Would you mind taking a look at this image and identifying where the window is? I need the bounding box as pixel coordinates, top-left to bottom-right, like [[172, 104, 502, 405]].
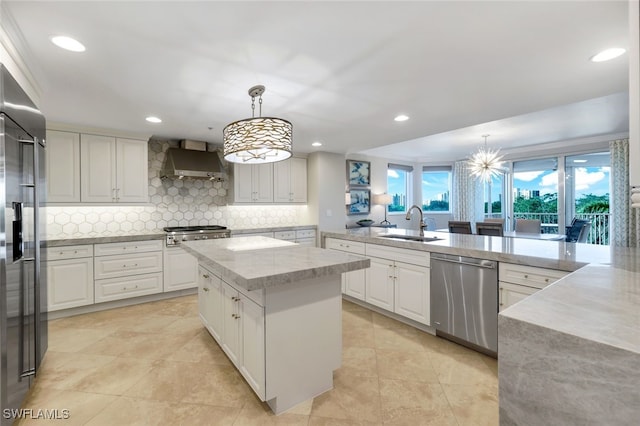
[[422, 166, 451, 212], [484, 173, 505, 219], [565, 152, 610, 244], [512, 157, 559, 234], [387, 163, 412, 213]]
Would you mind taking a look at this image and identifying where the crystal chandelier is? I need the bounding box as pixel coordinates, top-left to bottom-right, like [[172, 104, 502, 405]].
[[468, 134, 504, 182], [223, 85, 292, 164]]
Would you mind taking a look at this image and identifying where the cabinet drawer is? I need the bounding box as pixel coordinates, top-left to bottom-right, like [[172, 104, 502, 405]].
[[94, 239, 162, 256], [274, 230, 296, 240], [94, 251, 163, 279], [95, 272, 163, 303], [498, 263, 568, 289], [366, 244, 430, 268], [45, 244, 93, 261], [324, 238, 365, 255], [295, 229, 316, 239]]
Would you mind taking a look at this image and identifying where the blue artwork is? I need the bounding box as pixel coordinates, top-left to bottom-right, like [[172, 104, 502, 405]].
[[348, 160, 370, 186]]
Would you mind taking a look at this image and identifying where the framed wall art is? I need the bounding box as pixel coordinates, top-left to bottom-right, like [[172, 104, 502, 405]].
[[347, 160, 370, 186], [347, 188, 370, 215]]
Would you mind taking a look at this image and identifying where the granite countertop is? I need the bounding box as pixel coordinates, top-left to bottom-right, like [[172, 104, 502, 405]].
[[321, 227, 614, 271], [44, 225, 318, 247], [181, 236, 370, 291], [45, 232, 165, 247], [230, 225, 317, 234], [322, 227, 640, 356]]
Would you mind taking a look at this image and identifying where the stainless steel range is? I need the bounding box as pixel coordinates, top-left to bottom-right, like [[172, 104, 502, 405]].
[[163, 225, 230, 247]]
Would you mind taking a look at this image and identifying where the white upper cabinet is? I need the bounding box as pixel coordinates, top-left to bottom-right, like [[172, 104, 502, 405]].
[[46, 130, 81, 202], [233, 158, 307, 204], [80, 134, 148, 203], [233, 163, 273, 203], [80, 134, 117, 202], [116, 138, 149, 202], [273, 157, 307, 203], [46, 130, 148, 204]]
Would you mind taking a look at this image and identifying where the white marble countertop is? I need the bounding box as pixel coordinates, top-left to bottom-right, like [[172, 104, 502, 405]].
[[181, 236, 370, 291], [322, 227, 640, 355], [45, 232, 165, 247], [322, 227, 614, 271]]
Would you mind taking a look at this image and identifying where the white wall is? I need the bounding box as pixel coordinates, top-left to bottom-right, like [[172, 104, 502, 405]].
[[308, 151, 346, 232]]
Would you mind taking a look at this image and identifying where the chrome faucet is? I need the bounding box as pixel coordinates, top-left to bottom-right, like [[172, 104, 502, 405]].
[[405, 205, 426, 236]]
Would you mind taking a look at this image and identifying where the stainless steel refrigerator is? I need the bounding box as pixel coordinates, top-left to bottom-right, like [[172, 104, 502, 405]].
[[0, 64, 47, 424]]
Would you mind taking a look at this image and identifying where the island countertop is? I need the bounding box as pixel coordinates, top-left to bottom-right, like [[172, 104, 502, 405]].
[[181, 236, 370, 291]]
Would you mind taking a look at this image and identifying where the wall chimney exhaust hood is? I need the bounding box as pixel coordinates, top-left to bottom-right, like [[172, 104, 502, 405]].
[[161, 140, 227, 181]]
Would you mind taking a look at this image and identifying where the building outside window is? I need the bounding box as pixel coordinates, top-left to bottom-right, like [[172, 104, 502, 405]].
[[422, 166, 451, 212], [387, 163, 413, 213]]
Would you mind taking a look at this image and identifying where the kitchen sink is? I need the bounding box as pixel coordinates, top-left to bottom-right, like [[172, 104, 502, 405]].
[[377, 234, 443, 242]]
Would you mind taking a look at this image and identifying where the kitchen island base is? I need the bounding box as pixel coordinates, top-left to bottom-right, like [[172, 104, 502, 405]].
[[199, 265, 342, 415], [263, 275, 341, 414]]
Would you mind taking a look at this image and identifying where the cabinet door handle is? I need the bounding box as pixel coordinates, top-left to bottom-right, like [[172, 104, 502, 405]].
[[202, 274, 210, 279], [232, 296, 240, 302], [499, 287, 503, 306], [545, 278, 550, 283], [231, 313, 241, 319], [524, 274, 529, 279]]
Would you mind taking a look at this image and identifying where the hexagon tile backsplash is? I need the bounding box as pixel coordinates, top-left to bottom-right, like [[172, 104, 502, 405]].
[[44, 139, 309, 240]]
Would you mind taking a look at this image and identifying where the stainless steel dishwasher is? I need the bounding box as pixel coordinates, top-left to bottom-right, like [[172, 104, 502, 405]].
[[430, 253, 498, 355]]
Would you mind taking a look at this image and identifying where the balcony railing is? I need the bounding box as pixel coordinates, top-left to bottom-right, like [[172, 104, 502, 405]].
[[488, 212, 610, 245]]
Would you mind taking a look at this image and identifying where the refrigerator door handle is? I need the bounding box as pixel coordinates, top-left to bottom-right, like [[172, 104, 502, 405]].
[[12, 201, 24, 261]]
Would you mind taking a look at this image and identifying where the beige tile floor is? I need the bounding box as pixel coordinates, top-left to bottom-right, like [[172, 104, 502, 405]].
[[17, 295, 498, 425]]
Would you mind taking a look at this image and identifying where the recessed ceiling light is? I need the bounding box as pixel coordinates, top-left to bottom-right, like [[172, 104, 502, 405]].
[[394, 114, 409, 122], [311, 141, 322, 147], [50, 36, 85, 52], [573, 159, 587, 163], [145, 116, 162, 123], [590, 48, 626, 62]]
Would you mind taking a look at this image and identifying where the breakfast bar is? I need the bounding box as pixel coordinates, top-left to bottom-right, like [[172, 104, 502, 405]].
[[181, 236, 370, 415]]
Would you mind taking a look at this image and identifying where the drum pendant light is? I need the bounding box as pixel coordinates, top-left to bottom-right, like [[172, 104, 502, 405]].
[[223, 85, 292, 164]]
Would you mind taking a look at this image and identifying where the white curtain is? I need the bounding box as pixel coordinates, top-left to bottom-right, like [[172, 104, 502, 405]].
[[610, 138, 640, 248], [452, 160, 484, 226]]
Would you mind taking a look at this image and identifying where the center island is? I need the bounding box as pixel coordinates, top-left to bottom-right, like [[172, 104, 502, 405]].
[[180, 236, 370, 415]]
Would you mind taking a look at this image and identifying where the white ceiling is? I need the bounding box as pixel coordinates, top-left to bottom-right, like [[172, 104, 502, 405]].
[[3, 1, 630, 162]]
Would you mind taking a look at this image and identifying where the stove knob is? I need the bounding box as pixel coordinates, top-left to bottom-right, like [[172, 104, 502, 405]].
[[194, 236, 201, 240], [202, 236, 208, 240]]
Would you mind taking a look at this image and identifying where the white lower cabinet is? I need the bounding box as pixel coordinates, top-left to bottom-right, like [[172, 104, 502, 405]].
[[46, 245, 94, 311], [164, 247, 199, 291], [325, 238, 366, 300], [365, 244, 431, 325], [198, 266, 224, 341], [222, 281, 242, 366], [365, 257, 395, 311], [393, 261, 430, 325], [499, 282, 538, 311], [94, 240, 163, 303], [197, 262, 342, 415], [199, 266, 266, 400], [94, 273, 163, 303], [498, 262, 569, 311], [238, 293, 265, 398]]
